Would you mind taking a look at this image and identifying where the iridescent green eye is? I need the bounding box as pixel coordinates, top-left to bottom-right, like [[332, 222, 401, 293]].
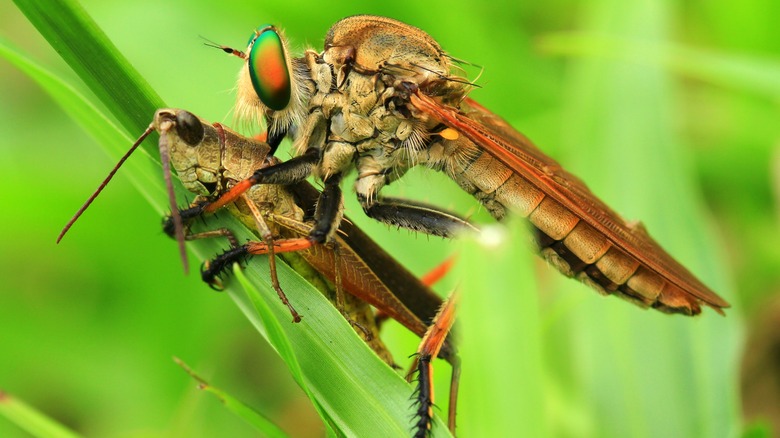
[[247, 25, 291, 111]]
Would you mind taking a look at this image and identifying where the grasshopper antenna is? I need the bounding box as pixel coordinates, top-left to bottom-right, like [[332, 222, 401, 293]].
[[157, 125, 190, 274], [57, 125, 155, 244]]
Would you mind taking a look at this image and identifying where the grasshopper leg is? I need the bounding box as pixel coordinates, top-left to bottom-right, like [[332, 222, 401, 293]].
[[408, 292, 459, 437]]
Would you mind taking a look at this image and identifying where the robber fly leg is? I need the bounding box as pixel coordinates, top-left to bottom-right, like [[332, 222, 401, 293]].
[[352, 159, 477, 237], [196, 171, 338, 292], [308, 173, 345, 244], [199, 147, 320, 215], [359, 195, 479, 238]]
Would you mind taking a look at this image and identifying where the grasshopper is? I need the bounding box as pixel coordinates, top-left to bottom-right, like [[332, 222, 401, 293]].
[[156, 108, 459, 434], [60, 107, 459, 434]]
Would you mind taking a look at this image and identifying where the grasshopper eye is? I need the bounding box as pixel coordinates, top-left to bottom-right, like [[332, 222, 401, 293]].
[[247, 25, 291, 111], [175, 110, 205, 146]]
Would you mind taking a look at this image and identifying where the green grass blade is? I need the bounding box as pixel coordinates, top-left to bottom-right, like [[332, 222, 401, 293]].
[[231, 266, 328, 424], [234, 266, 306, 384], [0, 391, 82, 438], [539, 32, 780, 98], [546, 1, 743, 437], [174, 358, 290, 438], [0, 37, 167, 214], [231, 262, 453, 437], [457, 223, 546, 436], [13, 0, 163, 141]]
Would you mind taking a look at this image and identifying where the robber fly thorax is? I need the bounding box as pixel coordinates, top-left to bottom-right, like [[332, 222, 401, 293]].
[[233, 17, 470, 211]]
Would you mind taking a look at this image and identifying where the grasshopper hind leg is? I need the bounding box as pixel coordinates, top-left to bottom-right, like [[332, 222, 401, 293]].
[[407, 292, 460, 437]]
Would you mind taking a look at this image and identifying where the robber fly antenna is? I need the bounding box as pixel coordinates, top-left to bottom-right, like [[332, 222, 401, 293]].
[[200, 36, 247, 59], [57, 125, 155, 244], [157, 124, 190, 274], [469, 64, 485, 87]]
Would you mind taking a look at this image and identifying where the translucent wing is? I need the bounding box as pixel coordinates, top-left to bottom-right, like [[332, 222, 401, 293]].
[[411, 93, 729, 312]]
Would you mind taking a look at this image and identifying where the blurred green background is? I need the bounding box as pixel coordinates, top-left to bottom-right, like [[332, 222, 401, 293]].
[[1, 0, 778, 437]]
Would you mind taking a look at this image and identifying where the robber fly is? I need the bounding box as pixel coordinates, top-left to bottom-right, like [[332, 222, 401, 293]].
[[195, 15, 728, 316]]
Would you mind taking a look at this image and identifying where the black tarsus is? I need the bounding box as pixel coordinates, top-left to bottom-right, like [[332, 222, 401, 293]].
[[266, 128, 287, 156], [412, 353, 435, 438], [162, 202, 207, 238], [201, 244, 250, 288], [310, 173, 343, 244]]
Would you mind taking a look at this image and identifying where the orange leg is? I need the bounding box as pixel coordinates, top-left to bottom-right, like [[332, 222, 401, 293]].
[[419, 255, 457, 287], [409, 292, 459, 437]]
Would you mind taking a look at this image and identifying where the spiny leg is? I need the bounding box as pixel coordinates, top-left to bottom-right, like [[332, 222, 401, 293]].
[[201, 233, 382, 331], [360, 196, 478, 238], [408, 292, 459, 437], [201, 239, 314, 285], [163, 198, 303, 322]]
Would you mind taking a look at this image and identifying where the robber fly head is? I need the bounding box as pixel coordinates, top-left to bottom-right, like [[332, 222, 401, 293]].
[[223, 25, 308, 138]]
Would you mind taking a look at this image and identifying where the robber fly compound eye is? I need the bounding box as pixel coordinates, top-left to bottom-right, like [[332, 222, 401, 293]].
[[247, 25, 291, 111]]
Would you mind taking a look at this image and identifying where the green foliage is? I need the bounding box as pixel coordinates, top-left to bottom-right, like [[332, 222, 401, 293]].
[[0, 392, 82, 438], [174, 358, 290, 438], [1, 0, 773, 437]]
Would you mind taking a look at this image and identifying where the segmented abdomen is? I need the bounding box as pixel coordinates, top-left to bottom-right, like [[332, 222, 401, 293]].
[[448, 148, 703, 315]]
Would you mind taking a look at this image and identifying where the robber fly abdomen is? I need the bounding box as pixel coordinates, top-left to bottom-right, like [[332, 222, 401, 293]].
[[430, 123, 697, 314]]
